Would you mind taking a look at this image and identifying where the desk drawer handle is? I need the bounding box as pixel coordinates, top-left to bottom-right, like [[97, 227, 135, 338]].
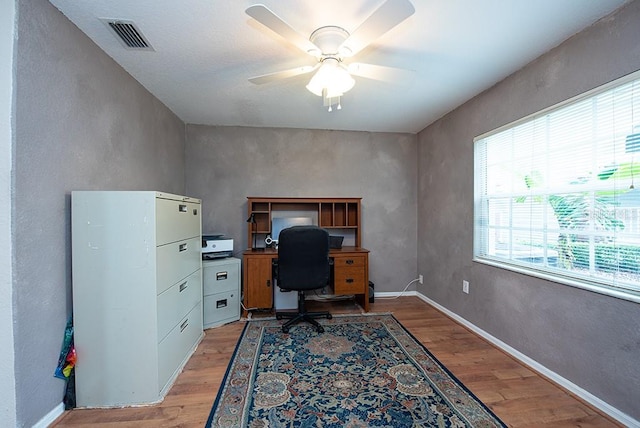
[[178, 204, 187, 213], [346, 278, 354, 284], [266, 279, 271, 288], [346, 259, 354, 265], [216, 271, 228, 280], [180, 319, 189, 332], [179, 243, 187, 252], [179, 281, 188, 292]]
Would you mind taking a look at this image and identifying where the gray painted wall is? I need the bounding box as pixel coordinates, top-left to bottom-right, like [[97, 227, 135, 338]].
[[1, 0, 17, 425], [13, 1, 185, 425], [185, 125, 418, 295], [417, 0, 640, 420], [9, 0, 640, 425]]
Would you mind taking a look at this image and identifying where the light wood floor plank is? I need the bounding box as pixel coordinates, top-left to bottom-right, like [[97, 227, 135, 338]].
[[51, 297, 622, 427]]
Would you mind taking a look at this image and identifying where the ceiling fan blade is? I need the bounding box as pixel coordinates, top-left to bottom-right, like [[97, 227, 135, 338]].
[[248, 65, 318, 85], [246, 4, 319, 55], [339, 0, 415, 57], [347, 62, 414, 82]]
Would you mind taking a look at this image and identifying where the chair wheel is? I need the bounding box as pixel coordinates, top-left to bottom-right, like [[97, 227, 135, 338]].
[[317, 326, 324, 333], [326, 314, 332, 320], [276, 314, 283, 320], [282, 326, 289, 334]]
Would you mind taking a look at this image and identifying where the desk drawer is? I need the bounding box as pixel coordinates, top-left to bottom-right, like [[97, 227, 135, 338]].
[[334, 267, 366, 294], [333, 255, 366, 269]]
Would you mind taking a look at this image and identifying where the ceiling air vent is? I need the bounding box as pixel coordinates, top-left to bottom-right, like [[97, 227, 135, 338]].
[[101, 19, 154, 51]]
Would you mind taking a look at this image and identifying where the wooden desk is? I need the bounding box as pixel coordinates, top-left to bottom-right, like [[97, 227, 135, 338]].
[[242, 246, 370, 315]]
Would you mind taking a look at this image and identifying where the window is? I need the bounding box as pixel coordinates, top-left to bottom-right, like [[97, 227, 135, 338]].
[[474, 71, 640, 302]]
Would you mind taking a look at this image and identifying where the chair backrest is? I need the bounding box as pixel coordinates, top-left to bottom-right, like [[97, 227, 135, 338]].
[[277, 225, 330, 291]]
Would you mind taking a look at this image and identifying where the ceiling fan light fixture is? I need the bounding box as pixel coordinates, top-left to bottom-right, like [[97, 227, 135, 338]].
[[246, 1, 416, 111], [306, 58, 355, 99]]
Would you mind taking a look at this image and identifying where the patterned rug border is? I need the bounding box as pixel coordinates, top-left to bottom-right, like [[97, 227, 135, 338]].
[[206, 313, 507, 427], [243, 311, 393, 322]]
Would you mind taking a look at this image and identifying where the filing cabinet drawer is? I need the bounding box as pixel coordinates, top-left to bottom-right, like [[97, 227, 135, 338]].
[[203, 258, 240, 296], [203, 290, 240, 329], [158, 303, 203, 389], [334, 267, 366, 294], [157, 270, 202, 341], [156, 197, 200, 245], [156, 236, 201, 294]]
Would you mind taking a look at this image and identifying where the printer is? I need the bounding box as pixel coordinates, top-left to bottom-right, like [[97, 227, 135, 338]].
[[202, 234, 233, 259]]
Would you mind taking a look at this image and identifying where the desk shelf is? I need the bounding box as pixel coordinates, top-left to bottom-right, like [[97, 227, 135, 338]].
[[246, 197, 362, 249], [320, 202, 359, 227]]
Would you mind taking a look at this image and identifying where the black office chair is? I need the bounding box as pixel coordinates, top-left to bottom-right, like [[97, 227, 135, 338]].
[[275, 225, 332, 333]]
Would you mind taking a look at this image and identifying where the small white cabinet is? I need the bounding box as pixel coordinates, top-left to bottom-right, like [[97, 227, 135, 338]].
[[203, 257, 241, 328], [71, 191, 203, 407]]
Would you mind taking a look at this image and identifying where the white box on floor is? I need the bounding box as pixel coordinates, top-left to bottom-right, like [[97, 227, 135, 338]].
[[274, 284, 298, 310]]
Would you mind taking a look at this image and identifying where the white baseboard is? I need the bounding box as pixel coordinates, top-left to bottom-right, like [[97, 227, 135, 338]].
[[34, 402, 64, 428], [410, 291, 638, 428], [373, 290, 418, 299]]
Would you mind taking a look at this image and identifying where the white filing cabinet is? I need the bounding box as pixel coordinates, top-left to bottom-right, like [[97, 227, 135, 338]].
[[71, 191, 203, 407], [203, 257, 241, 328]]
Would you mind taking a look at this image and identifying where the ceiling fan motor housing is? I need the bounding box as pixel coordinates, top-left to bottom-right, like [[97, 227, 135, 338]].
[[309, 26, 351, 58]]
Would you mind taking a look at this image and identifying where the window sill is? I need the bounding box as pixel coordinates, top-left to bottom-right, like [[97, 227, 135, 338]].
[[473, 256, 640, 304]]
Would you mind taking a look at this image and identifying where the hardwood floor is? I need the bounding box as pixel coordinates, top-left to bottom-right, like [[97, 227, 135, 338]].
[[51, 297, 622, 427]]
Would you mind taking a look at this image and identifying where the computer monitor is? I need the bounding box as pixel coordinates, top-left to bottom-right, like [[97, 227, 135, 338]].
[[271, 217, 313, 245]]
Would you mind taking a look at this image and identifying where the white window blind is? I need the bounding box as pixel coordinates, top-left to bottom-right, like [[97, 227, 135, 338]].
[[474, 71, 640, 301]]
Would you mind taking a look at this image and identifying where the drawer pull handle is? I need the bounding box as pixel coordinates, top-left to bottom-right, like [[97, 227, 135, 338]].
[[266, 279, 271, 288], [179, 243, 187, 252], [179, 281, 188, 292], [216, 299, 228, 308], [193, 208, 198, 215], [346, 259, 354, 265], [216, 271, 228, 280], [346, 278, 354, 283], [178, 204, 187, 213], [180, 319, 189, 332]]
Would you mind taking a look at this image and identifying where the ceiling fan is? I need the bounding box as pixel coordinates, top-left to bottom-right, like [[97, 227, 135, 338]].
[[245, 0, 415, 111]]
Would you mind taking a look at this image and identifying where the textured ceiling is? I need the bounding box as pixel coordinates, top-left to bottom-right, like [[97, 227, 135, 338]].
[[48, 0, 628, 133]]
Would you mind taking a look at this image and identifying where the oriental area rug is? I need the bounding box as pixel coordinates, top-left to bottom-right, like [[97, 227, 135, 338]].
[[206, 314, 506, 428]]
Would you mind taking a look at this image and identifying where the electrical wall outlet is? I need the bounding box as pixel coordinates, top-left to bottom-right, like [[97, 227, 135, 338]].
[[419, 274, 423, 284], [462, 280, 469, 294]]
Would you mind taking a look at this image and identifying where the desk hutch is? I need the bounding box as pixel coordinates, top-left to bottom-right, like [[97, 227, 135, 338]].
[[242, 197, 370, 314]]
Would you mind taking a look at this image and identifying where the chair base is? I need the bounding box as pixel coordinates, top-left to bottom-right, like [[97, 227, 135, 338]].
[[275, 292, 331, 333]]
